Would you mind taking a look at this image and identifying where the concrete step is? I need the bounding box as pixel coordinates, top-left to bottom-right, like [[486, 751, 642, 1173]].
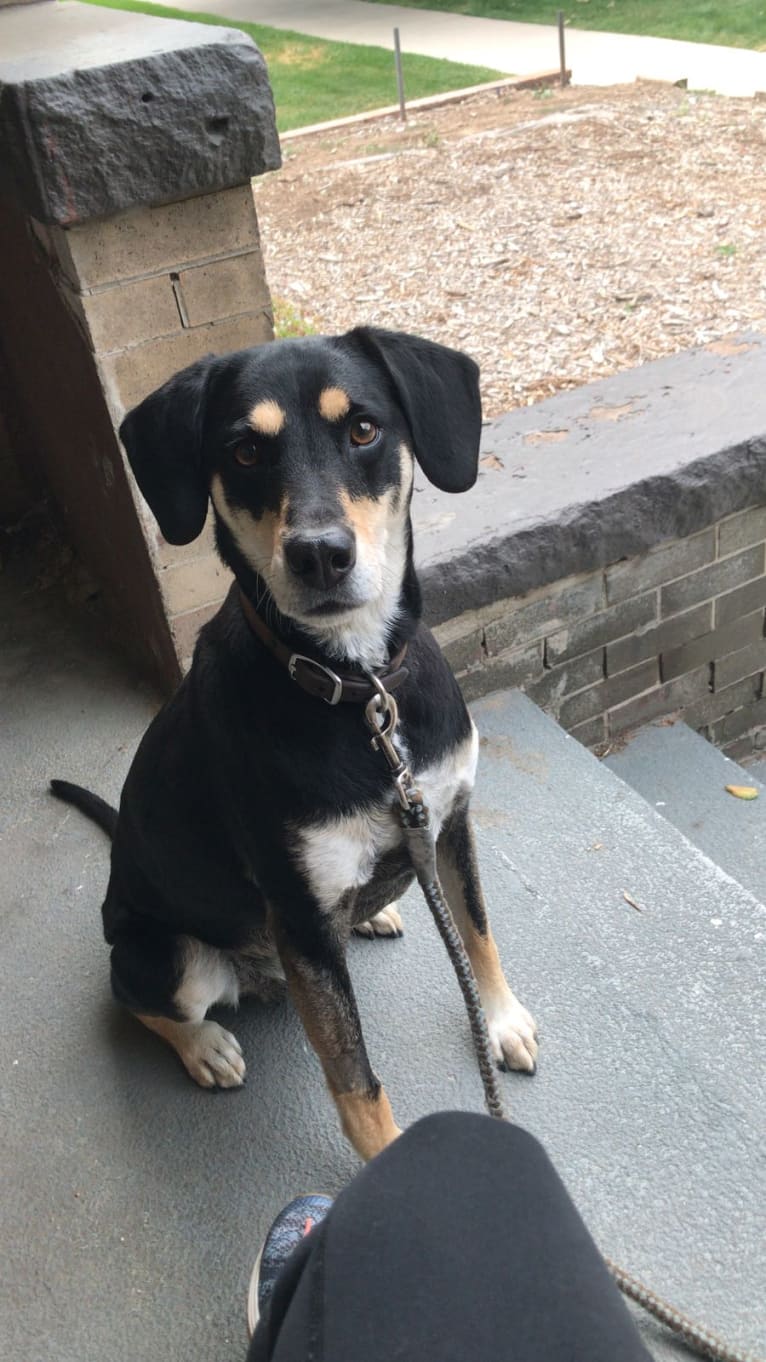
[[4, 588, 765, 1362], [465, 692, 764, 1360], [604, 719, 766, 904]]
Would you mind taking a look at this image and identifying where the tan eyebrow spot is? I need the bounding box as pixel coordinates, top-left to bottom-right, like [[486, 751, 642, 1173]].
[[318, 387, 350, 422], [249, 399, 286, 437]]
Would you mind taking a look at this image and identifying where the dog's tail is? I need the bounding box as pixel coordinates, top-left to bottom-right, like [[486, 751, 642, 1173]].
[[50, 779, 118, 839]]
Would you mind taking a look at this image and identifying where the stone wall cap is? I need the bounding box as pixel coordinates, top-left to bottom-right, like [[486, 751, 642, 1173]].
[[0, 0, 280, 223], [413, 334, 766, 623]]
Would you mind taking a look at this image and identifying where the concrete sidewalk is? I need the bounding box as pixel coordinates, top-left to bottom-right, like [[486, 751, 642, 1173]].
[[149, 0, 766, 98]]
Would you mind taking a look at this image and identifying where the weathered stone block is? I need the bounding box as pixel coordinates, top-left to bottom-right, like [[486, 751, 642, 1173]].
[[526, 646, 604, 712], [678, 673, 760, 731], [569, 714, 607, 748], [605, 530, 714, 606], [456, 642, 542, 704], [564, 655, 660, 728], [484, 574, 604, 655], [52, 186, 265, 289], [661, 545, 764, 617], [718, 506, 766, 557], [662, 610, 763, 682], [557, 681, 606, 730], [160, 551, 231, 616], [0, 5, 280, 225], [608, 665, 711, 735], [722, 734, 760, 762], [178, 251, 270, 328], [715, 639, 766, 691], [79, 274, 181, 354], [546, 590, 656, 666], [437, 628, 485, 675], [711, 695, 766, 746], [607, 602, 712, 676], [715, 575, 766, 626], [418, 337, 766, 628], [102, 309, 272, 413]]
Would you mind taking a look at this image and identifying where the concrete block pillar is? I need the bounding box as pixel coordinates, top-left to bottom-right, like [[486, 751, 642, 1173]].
[[0, 0, 281, 687]]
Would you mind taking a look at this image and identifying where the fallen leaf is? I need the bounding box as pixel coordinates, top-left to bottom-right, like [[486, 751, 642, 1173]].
[[480, 453, 505, 470], [623, 891, 643, 912], [725, 784, 759, 800]]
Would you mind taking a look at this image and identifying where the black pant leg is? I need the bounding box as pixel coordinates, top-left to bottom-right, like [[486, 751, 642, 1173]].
[[247, 1111, 652, 1362]]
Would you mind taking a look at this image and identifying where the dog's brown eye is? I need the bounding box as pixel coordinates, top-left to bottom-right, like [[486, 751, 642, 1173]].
[[349, 418, 379, 448], [234, 442, 258, 467]]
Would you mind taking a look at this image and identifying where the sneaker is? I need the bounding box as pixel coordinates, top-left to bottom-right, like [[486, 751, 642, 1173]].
[[247, 1194, 333, 1337]]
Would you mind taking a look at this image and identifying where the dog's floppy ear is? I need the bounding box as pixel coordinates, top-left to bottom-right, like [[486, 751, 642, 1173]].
[[349, 327, 482, 493], [119, 355, 216, 545]]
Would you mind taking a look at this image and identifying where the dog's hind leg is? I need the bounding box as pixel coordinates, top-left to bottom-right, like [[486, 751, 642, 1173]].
[[437, 802, 538, 1075], [111, 932, 246, 1089]]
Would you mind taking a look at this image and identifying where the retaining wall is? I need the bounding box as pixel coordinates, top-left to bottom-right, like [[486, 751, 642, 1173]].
[[421, 334, 766, 757]]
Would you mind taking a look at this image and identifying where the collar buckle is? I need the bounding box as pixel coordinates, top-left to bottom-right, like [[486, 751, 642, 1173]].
[[288, 653, 344, 705]]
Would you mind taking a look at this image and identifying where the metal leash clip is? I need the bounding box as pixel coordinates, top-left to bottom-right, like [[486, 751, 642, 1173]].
[[364, 673, 423, 814]]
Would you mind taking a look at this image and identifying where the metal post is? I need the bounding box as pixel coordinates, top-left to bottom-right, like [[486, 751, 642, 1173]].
[[393, 28, 406, 121], [557, 10, 568, 87]]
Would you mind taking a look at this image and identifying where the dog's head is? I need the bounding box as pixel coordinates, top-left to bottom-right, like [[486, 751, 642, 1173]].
[[120, 327, 481, 659]]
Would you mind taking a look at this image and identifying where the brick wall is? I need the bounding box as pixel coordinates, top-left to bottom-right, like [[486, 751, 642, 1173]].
[[47, 185, 272, 670], [435, 504, 766, 760], [0, 185, 273, 683]]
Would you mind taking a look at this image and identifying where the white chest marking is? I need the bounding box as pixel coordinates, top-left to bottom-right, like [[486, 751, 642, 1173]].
[[295, 722, 479, 912]]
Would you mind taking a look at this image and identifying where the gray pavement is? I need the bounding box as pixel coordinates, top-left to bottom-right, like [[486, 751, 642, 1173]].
[[146, 0, 766, 98], [2, 554, 764, 1362]]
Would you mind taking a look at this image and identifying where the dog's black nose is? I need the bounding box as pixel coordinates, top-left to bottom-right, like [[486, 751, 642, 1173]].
[[284, 528, 357, 590]]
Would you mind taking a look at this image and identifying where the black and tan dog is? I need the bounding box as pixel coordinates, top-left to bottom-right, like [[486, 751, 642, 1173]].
[[52, 327, 537, 1161]]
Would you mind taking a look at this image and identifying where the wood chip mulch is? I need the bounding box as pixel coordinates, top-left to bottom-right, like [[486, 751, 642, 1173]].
[[254, 82, 766, 416]]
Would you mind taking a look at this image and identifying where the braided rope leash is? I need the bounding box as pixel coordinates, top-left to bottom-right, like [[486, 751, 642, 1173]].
[[603, 1260, 760, 1362], [363, 681, 763, 1362]]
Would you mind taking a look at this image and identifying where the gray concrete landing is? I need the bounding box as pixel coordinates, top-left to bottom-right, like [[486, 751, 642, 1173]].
[[1, 567, 764, 1362]]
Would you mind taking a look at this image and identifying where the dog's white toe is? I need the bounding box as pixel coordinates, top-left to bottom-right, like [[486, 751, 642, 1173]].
[[487, 995, 538, 1074], [176, 1020, 246, 1089], [354, 903, 404, 939]]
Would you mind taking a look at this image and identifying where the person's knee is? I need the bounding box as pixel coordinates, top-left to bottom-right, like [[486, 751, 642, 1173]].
[[376, 1110, 551, 1180]]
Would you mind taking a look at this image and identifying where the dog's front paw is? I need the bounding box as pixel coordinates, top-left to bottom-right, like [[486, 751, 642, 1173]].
[[354, 903, 404, 939], [487, 995, 538, 1075], [176, 1020, 246, 1089]]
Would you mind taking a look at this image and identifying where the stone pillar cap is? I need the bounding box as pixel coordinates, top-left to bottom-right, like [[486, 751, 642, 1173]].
[[0, 0, 281, 224]]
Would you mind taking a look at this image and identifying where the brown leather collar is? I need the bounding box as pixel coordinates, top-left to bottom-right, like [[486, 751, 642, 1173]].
[[238, 590, 409, 705]]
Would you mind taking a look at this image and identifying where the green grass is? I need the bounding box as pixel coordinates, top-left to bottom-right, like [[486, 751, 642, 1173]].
[[272, 298, 317, 338], [76, 0, 505, 131], [370, 0, 766, 51]]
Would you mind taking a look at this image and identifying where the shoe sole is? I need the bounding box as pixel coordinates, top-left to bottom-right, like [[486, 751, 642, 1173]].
[[247, 1243, 265, 1339]]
